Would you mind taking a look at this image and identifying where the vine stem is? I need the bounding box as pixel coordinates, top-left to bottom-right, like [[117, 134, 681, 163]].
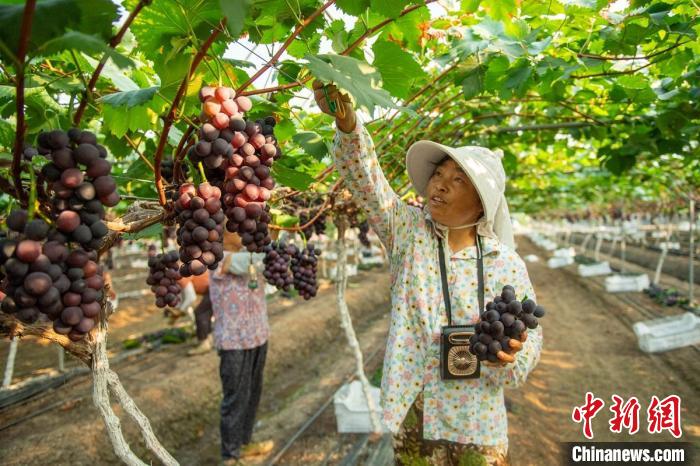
[[72, 0, 151, 126], [173, 124, 196, 183], [153, 19, 226, 206], [11, 0, 37, 204], [236, 0, 337, 93]]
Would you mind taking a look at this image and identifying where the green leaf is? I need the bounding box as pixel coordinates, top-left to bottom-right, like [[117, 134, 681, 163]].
[[503, 59, 532, 97], [292, 131, 329, 160], [274, 213, 300, 228], [99, 87, 160, 108], [82, 55, 139, 92], [0, 0, 117, 64], [370, 0, 410, 18], [461, 0, 482, 13], [336, 0, 371, 15], [372, 40, 427, 99], [272, 164, 315, 191], [305, 54, 396, 113], [38, 31, 135, 68], [220, 0, 251, 38], [462, 67, 485, 99], [483, 0, 516, 21]]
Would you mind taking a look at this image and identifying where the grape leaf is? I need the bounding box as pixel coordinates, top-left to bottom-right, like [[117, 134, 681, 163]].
[[99, 86, 160, 108], [304, 54, 396, 113], [0, 0, 117, 63], [220, 0, 251, 38], [272, 165, 315, 191], [370, 0, 410, 18], [37, 31, 135, 68], [292, 131, 329, 160], [336, 0, 371, 15], [372, 40, 427, 99]]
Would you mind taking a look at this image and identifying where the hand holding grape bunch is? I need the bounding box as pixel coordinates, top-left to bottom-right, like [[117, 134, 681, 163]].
[[312, 80, 356, 133], [470, 285, 545, 367]]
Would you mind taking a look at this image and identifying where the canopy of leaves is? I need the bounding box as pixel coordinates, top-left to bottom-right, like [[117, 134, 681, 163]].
[[0, 0, 698, 219]]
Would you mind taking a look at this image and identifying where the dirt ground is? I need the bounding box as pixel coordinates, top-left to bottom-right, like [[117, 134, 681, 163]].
[[1, 236, 699, 466]]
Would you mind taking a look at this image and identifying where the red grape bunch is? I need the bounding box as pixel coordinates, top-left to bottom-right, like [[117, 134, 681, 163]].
[[290, 244, 321, 300], [39, 128, 120, 251], [468, 285, 545, 363], [147, 251, 182, 308], [190, 85, 281, 253], [262, 242, 295, 291], [174, 182, 225, 276], [1, 209, 103, 340]]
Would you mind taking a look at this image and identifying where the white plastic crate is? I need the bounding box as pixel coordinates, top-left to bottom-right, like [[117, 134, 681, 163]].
[[604, 274, 650, 293], [547, 256, 574, 269], [632, 313, 700, 353], [360, 255, 385, 266], [577, 261, 612, 277], [659, 241, 681, 251], [334, 380, 388, 433], [553, 247, 576, 258], [524, 254, 540, 263]]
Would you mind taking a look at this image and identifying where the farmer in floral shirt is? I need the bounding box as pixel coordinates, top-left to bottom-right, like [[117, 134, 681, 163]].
[[314, 81, 543, 466], [210, 231, 273, 465]]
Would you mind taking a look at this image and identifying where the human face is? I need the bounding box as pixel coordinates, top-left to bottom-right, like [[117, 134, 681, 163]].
[[426, 158, 483, 227]]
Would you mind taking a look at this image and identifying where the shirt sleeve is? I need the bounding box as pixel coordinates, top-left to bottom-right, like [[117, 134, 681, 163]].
[[333, 120, 413, 256], [482, 252, 543, 389]]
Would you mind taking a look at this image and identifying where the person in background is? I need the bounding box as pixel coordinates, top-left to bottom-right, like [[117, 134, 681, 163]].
[[212, 230, 273, 465]]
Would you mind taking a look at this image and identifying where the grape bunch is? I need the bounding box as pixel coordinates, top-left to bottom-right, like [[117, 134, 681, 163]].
[[0, 209, 103, 340], [147, 251, 182, 308], [174, 182, 225, 276], [291, 244, 321, 300], [39, 129, 119, 251], [358, 220, 371, 248], [190, 85, 281, 253], [262, 242, 295, 291], [468, 285, 545, 362]]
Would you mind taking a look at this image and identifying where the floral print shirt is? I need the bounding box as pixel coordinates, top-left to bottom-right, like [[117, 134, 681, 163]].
[[333, 122, 543, 448], [209, 252, 268, 350]]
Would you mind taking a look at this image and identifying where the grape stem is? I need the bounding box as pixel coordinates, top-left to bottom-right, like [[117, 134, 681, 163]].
[[11, 0, 37, 205], [72, 0, 152, 126], [26, 162, 37, 221], [153, 19, 226, 206], [269, 183, 338, 231], [197, 161, 208, 183]]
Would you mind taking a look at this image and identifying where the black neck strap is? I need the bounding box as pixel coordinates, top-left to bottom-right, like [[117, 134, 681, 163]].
[[438, 235, 484, 326]]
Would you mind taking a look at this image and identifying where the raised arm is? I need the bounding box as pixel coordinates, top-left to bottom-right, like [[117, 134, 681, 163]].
[[314, 81, 412, 254]]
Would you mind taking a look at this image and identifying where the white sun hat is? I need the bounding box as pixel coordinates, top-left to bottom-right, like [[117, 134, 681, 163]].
[[405, 140, 515, 249]]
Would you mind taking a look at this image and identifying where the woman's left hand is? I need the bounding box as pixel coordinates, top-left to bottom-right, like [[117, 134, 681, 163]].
[[483, 331, 527, 367]]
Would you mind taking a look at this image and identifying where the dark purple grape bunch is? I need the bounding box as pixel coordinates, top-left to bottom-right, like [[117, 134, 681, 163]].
[[290, 244, 321, 300], [38, 128, 119, 251], [358, 220, 371, 248], [1, 209, 103, 340], [174, 183, 226, 276], [469, 285, 545, 362], [147, 251, 182, 308], [262, 242, 295, 291]]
